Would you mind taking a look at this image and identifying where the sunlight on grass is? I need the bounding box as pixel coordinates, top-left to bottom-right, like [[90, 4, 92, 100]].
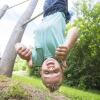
[[12, 75, 46, 89], [59, 86, 100, 100], [12, 75, 100, 100]]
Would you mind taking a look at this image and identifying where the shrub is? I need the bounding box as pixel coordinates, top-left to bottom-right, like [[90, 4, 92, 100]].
[[64, 3, 100, 90]]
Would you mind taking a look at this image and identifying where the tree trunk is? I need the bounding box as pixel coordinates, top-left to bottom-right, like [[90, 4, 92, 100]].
[[0, 0, 38, 77], [0, 5, 9, 19]]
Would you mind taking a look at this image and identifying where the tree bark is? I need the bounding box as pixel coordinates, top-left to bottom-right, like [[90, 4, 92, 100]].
[[0, 0, 38, 77]]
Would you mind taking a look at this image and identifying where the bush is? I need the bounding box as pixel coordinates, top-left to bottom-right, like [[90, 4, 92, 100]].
[[28, 66, 40, 77], [64, 3, 100, 90]]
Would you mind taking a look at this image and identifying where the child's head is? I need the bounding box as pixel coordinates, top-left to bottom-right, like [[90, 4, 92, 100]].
[[40, 58, 64, 92]]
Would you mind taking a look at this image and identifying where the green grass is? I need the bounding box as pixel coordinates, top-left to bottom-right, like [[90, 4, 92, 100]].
[[12, 75, 46, 89], [59, 86, 100, 100], [12, 75, 100, 100]]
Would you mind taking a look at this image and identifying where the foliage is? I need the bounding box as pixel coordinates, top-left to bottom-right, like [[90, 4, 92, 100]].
[[64, 2, 100, 90], [14, 56, 28, 71], [28, 65, 40, 77], [14, 56, 40, 77]]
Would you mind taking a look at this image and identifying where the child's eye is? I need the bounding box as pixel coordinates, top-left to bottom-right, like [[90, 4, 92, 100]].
[[44, 71, 49, 74], [54, 69, 59, 73], [54, 70, 58, 73]]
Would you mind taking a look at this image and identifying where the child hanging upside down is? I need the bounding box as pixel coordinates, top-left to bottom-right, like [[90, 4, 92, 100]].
[[15, 0, 78, 92]]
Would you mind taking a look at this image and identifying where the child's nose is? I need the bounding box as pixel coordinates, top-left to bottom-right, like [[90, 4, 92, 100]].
[[49, 66, 54, 71]]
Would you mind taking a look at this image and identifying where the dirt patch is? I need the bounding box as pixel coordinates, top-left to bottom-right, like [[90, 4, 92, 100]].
[[0, 75, 69, 100]]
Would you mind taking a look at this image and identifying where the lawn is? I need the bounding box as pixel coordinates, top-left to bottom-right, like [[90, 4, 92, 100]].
[[12, 75, 100, 100]]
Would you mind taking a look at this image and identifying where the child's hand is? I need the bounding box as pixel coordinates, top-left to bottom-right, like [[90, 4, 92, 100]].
[[15, 43, 32, 61], [55, 45, 69, 60]]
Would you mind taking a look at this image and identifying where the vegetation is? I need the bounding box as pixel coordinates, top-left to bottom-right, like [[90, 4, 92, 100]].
[[64, 1, 100, 90], [12, 75, 100, 100], [0, 75, 28, 100], [14, 56, 27, 71], [0, 75, 68, 100]]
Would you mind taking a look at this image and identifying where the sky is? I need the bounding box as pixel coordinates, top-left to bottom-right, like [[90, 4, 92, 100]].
[[0, 0, 45, 56], [0, 0, 99, 57]]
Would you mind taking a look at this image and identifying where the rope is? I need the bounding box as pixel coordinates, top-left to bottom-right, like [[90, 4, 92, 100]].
[[0, 5, 9, 19], [0, 0, 30, 19], [23, 12, 43, 26], [8, 0, 30, 9]]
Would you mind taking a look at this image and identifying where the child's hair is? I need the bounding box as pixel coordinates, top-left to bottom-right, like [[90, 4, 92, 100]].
[[43, 82, 62, 92]]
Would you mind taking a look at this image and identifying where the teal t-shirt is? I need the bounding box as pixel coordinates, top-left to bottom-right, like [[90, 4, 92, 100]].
[[32, 12, 66, 66]]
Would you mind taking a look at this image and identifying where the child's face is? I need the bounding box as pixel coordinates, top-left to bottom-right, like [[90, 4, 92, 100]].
[[40, 58, 63, 87]]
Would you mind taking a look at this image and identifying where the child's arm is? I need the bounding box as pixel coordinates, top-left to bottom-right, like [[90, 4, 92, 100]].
[[15, 43, 33, 68], [64, 26, 78, 49], [55, 26, 78, 60]]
